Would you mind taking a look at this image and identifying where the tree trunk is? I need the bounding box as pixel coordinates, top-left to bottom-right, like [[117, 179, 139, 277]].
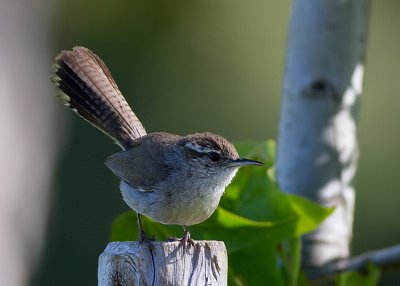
[[276, 0, 370, 277], [0, 0, 59, 285]]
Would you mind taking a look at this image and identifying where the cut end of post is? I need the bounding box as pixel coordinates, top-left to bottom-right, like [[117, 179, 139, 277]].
[[98, 241, 228, 286]]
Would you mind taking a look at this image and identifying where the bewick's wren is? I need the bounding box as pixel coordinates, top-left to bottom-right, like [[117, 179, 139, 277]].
[[51, 46, 263, 242]]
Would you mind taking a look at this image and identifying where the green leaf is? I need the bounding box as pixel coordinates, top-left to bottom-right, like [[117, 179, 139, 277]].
[[227, 239, 285, 286], [207, 207, 290, 228], [279, 238, 302, 286], [191, 207, 297, 253], [336, 263, 381, 286], [222, 141, 332, 236], [286, 194, 335, 236], [110, 211, 136, 241]]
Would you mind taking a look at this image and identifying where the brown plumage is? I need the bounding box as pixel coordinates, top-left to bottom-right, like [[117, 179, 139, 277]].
[[51, 46, 146, 149], [105, 132, 179, 191]]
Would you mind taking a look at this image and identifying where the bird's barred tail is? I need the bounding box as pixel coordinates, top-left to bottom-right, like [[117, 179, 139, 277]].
[[51, 46, 146, 149]]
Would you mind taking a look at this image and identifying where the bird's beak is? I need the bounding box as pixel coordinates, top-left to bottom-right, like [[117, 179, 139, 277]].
[[229, 158, 264, 167]]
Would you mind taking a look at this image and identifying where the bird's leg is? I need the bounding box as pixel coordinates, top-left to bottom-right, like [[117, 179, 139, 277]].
[[137, 213, 154, 243], [180, 225, 194, 247]]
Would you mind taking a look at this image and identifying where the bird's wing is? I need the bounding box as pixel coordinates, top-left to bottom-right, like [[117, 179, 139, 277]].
[[105, 133, 180, 191]]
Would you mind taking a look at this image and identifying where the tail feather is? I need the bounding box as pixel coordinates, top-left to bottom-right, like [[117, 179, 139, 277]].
[[51, 46, 146, 149]]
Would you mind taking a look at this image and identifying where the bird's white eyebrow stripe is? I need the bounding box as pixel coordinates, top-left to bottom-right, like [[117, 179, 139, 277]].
[[185, 142, 221, 154]]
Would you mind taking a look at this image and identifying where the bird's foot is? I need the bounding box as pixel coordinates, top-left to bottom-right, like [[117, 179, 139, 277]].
[[180, 228, 195, 248], [136, 213, 155, 250]]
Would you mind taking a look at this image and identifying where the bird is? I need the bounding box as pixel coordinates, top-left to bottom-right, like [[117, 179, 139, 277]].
[[51, 46, 264, 244]]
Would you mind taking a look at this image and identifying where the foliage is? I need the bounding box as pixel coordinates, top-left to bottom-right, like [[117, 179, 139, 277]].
[[110, 141, 377, 285], [335, 263, 381, 286]]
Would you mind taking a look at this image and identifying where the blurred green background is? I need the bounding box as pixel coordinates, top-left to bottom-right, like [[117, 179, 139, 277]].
[[32, 1, 400, 285]]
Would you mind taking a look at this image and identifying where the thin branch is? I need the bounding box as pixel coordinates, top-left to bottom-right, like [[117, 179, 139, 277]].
[[310, 244, 400, 284]]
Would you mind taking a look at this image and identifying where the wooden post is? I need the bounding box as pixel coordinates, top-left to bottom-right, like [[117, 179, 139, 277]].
[[98, 241, 228, 286]]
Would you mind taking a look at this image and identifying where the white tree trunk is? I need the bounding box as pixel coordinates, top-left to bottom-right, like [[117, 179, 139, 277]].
[[98, 241, 228, 286], [0, 1, 59, 285], [276, 0, 369, 276]]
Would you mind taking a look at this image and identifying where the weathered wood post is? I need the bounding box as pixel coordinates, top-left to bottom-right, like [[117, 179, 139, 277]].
[[98, 241, 228, 286]]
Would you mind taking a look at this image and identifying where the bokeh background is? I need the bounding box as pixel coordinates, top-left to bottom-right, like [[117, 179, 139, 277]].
[[2, 1, 399, 285]]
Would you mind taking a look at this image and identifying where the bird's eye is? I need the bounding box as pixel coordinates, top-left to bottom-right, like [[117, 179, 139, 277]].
[[208, 152, 220, 162]]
